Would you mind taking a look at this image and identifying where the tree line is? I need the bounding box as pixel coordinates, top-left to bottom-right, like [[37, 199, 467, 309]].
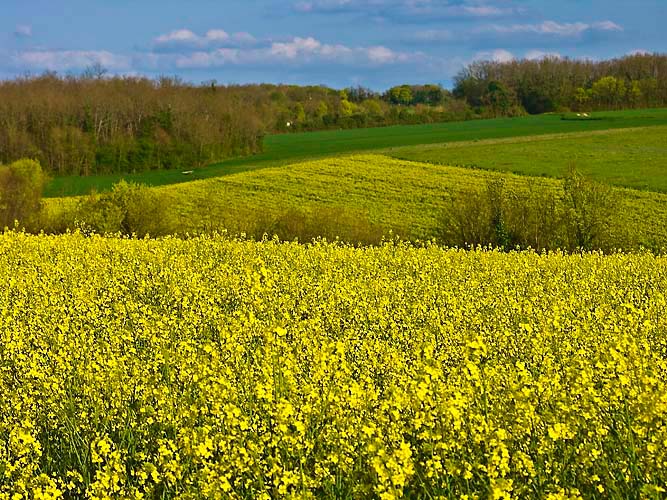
[[1, 53, 666, 178], [453, 52, 667, 115], [0, 74, 471, 177]]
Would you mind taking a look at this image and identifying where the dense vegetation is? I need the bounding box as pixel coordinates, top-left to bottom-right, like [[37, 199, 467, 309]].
[[3, 53, 666, 180], [2, 232, 667, 498], [454, 53, 667, 115], [0, 159, 46, 228], [2, 51, 667, 499], [44, 108, 667, 197], [0, 74, 466, 177], [0, 75, 264, 175], [33, 154, 667, 252]]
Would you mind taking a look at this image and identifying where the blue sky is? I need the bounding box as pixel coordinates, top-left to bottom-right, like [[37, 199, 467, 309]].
[[1, 0, 665, 89]]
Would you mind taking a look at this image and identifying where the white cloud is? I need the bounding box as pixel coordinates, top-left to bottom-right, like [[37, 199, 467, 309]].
[[13, 50, 131, 71], [462, 5, 504, 17], [7, 28, 437, 78], [480, 20, 623, 38], [592, 21, 623, 32], [14, 25, 32, 38], [472, 49, 566, 63], [473, 49, 515, 63], [205, 29, 230, 42], [233, 32, 257, 44], [173, 49, 240, 68], [627, 49, 651, 56], [140, 31, 418, 70], [270, 37, 323, 59], [155, 29, 199, 44], [367, 46, 402, 63], [153, 29, 258, 49], [292, 0, 519, 19]]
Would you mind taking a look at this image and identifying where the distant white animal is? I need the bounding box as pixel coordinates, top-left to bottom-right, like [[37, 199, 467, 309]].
[[182, 170, 194, 175]]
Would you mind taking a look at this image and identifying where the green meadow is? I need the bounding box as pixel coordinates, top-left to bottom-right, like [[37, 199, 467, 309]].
[[388, 126, 667, 192], [45, 108, 667, 197]]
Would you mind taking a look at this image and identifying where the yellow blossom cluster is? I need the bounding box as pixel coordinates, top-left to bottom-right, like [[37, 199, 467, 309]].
[[1, 232, 666, 499]]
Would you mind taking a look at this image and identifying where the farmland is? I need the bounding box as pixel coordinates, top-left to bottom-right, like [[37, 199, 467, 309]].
[[6, 97, 667, 500], [45, 108, 667, 197], [388, 126, 667, 193], [3, 2, 667, 497], [2, 232, 667, 498], [41, 154, 667, 250]]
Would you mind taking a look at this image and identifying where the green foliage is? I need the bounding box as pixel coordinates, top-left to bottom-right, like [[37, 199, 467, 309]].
[[387, 85, 414, 105], [454, 53, 667, 114], [440, 167, 619, 252], [45, 108, 667, 198], [0, 76, 471, 178], [75, 181, 177, 236], [591, 76, 627, 108], [0, 159, 47, 228], [483, 81, 522, 117], [563, 164, 618, 250]]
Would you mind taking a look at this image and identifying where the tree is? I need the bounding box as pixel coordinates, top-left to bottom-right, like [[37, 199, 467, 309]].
[[0, 159, 47, 227], [387, 86, 413, 105], [340, 98, 355, 117], [294, 103, 306, 123], [591, 76, 627, 109], [483, 81, 518, 116], [573, 87, 591, 110], [82, 62, 108, 80]]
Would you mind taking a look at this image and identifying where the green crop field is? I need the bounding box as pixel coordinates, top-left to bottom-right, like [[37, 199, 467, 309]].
[[44, 108, 667, 197], [387, 126, 667, 192], [44, 154, 667, 249]]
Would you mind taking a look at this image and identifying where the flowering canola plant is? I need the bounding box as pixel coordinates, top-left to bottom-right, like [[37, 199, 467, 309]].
[[0, 232, 666, 499]]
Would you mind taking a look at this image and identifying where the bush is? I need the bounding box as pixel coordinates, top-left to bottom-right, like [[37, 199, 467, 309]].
[[563, 164, 619, 250], [0, 159, 47, 228], [75, 181, 177, 236], [439, 168, 619, 252]]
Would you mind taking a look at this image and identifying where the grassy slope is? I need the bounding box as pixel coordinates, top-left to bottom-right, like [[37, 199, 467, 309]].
[[45, 108, 667, 197], [387, 126, 667, 192], [48, 154, 667, 247]]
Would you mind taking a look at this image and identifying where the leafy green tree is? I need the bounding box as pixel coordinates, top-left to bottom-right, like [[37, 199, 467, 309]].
[[574, 87, 591, 110], [387, 86, 413, 105], [483, 81, 519, 116], [591, 77, 626, 109], [340, 99, 355, 117], [315, 101, 329, 118], [628, 80, 643, 107], [294, 103, 306, 124], [0, 159, 47, 228]]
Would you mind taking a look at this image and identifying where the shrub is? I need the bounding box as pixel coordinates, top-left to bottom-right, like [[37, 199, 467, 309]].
[[439, 167, 617, 252], [75, 180, 177, 236], [0, 159, 47, 228], [563, 164, 619, 250]]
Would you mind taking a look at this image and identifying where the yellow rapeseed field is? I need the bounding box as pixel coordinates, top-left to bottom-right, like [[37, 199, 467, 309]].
[[1, 232, 666, 499]]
